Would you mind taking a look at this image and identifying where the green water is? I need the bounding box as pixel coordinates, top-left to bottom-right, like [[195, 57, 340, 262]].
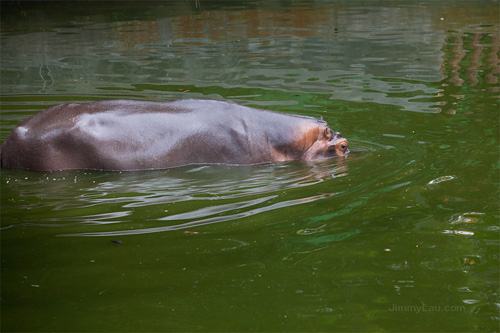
[[1, 1, 499, 332]]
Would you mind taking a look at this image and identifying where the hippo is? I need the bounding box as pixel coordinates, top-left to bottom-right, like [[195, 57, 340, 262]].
[[0, 99, 348, 171]]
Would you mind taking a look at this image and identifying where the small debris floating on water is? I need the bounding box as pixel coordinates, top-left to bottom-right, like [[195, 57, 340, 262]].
[[465, 258, 476, 265], [110, 240, 123, 244], [184, 231, 198, 235]]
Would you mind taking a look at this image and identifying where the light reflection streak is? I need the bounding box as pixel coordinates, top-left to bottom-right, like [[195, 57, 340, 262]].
[[59, 193, 336, 237], [0, 211, 132, 230], [443, 230, 475, 236], [160, 195, 277, 221]]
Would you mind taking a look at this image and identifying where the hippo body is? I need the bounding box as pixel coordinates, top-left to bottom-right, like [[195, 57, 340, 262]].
[[0, 99, 348, 171]]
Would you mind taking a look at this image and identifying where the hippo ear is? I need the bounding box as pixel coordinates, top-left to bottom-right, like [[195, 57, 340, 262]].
[[323, 127, 333, 140]]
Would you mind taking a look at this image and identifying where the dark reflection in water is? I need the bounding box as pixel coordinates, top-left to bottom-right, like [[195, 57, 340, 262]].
[[2, 156, 353, 236], [2, 1, 497, 115], [437, 29, 499, 114]]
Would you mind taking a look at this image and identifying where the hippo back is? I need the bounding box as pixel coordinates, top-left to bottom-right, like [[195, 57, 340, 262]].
[[0, 99, 329, 171]]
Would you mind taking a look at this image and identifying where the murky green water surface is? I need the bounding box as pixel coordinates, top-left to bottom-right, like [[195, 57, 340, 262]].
[[1, 1, 499, 331]]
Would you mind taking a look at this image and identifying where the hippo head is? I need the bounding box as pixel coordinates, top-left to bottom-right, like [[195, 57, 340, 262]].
[[302, 125, 349, 161], [326, 129, 349, 157]]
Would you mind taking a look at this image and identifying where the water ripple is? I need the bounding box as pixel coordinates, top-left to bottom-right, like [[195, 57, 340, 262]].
[[59, 193, 336, 237], [160, 195, 277, 221]]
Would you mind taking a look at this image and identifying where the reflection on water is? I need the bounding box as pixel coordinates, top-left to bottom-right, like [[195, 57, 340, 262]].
[[2, 157, 351, 236], [2, 1, 498, 115], [65, 193, 337, 237], [437, 28, 499, 114]]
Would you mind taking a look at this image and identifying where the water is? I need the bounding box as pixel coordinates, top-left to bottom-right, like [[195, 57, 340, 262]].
[[1, 1, 499, 331]]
